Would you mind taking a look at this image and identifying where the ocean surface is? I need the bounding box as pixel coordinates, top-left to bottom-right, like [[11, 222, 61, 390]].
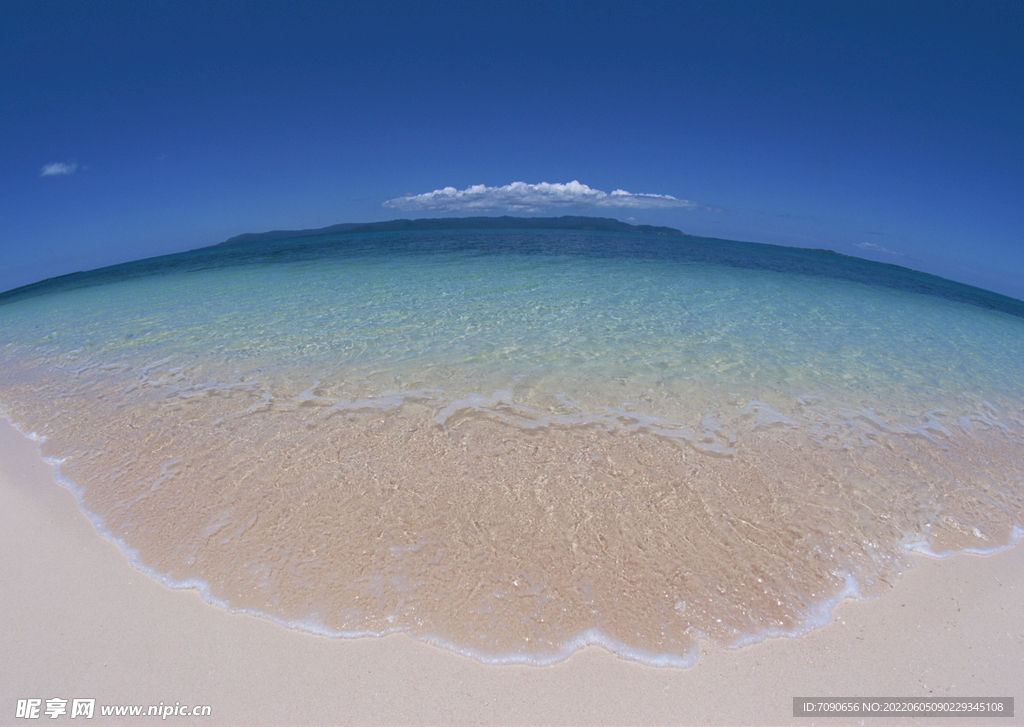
[[1, 228, 1022, 666]]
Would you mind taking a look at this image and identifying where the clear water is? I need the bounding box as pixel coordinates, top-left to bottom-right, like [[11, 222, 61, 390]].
[[1, 228, 1022, 666]]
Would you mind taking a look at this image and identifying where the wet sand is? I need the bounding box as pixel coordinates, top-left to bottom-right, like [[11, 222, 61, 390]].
[[1, 417, 1020, 726]]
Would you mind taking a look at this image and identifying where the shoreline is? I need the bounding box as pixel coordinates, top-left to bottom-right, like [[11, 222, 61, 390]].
[[1, 417, 1021, 726]]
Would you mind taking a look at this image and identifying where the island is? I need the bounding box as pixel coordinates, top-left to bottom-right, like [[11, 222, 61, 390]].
[[215, 215, 687, 246]]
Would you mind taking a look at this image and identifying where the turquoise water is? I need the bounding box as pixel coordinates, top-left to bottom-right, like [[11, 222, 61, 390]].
[[1, 228, 1022, 665]]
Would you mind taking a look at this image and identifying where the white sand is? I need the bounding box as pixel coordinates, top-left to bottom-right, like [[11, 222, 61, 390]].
[[1, 418, 1020, 725]]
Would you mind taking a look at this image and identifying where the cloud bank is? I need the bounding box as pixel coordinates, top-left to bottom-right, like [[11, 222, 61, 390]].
[[383, 181, 719, 213], [40, 162, 78, 176]]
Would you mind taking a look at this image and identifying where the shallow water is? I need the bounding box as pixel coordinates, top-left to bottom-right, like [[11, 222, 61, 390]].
[[1, 228, 1022, 665]]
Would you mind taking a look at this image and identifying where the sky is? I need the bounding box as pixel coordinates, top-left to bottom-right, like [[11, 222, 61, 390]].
[[2, 1, 1023, 299]]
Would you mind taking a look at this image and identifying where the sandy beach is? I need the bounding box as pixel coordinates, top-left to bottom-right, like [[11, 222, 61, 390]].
[[1, 417, 1020, 726]]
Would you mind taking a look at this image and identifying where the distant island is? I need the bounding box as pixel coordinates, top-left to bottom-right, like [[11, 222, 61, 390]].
[[216, 215, 687, 246]]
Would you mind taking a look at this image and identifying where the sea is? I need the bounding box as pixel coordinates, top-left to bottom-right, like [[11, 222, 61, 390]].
[[1, 227, 1022, 667]]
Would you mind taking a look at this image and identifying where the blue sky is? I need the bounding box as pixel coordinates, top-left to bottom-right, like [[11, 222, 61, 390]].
[[2, 1, 1022, 299]]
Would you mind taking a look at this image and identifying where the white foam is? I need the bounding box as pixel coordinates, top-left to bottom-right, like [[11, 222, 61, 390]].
[[729, 573, 865, 649], [903, 525, 1024, 558], [431, 388, 737, 454]]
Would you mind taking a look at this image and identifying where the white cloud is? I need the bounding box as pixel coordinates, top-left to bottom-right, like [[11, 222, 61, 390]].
[[855, 241, 904, 257], [383, 181, 720, 213], [40, 162, 78, 177]]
